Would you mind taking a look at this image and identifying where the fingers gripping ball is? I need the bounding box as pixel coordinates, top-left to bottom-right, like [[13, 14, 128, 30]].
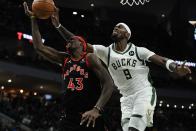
[[32, 0, 55, 19]]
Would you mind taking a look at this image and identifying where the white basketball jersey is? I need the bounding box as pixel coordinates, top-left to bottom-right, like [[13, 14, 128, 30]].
[[93, 43, 155, 96]]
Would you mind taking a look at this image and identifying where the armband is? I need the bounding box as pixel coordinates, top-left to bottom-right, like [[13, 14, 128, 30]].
[[56, 24, 61, 29], [93, 105, 104, 113], [166, 59, 175, 72]]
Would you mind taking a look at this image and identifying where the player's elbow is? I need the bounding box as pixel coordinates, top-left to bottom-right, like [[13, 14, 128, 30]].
[[33, 42, 44, 52]]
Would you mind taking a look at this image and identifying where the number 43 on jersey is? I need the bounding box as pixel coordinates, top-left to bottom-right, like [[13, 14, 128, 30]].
[[67, 78, 84, 91]]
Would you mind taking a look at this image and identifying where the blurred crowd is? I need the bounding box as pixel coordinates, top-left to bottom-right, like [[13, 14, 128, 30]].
[[154, 108, 196, 131], [0, 91, 123, 131], [0, 91, 196, 131], [0, 92, 61, 131]]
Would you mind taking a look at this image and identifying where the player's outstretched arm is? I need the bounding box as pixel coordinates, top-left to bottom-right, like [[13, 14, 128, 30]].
[[80, 53, 114, 127], [50, 8, 95, 53], [51, 7, 74, 41], [149, 54, 191, 77], [23, 2, 68, 65]]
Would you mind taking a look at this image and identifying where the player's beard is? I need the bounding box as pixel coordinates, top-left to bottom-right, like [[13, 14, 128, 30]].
[[111, 33, 122, 42], [111, 33, 118, 41]]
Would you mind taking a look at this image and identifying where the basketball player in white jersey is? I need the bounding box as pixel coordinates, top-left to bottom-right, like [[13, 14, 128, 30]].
[[51, 9, 191, 131]]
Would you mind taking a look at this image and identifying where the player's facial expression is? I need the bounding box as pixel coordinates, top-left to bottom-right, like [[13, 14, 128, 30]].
[[66, 39, 82, 53], [112, 25, 127, 40]]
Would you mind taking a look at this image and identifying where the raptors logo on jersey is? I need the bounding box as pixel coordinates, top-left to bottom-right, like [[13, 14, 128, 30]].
[[63, 63, 88, 79], [62, 58, 89, 91], [61, 54, 101, 112], [63, 61, 89, 92]]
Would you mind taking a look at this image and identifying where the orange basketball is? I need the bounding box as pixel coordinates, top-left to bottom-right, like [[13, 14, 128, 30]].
[[32, 0, 55, 19]]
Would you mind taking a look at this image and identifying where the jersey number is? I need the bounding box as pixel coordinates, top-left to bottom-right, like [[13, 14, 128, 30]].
[[123, 69, 132, 80], [68, 78, 83, 91]]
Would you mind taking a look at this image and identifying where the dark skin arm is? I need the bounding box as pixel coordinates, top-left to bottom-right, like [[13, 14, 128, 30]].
[[80, 53, 114, 128], [23, 2, 67, 65], [149, 54, 191, 77], [51, 7, 74, 41], [51, 8, 95, 53]]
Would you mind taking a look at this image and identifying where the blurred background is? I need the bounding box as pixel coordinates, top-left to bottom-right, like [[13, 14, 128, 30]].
[[0, 0, 196, 130]]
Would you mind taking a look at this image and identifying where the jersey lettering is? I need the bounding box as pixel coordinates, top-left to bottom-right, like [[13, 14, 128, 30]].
[[111, 58, 138, 70], [112, 63, 117, 70], [121, 58, 126, 66]]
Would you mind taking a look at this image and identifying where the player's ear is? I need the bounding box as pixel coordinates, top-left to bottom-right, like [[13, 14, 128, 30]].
[[125, 32, 130, 40]]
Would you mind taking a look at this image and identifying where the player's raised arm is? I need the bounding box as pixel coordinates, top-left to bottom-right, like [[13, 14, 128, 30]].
[[23, 2, 67, 65], [51, 7, 75, 41], [50, 8, 95, 53]]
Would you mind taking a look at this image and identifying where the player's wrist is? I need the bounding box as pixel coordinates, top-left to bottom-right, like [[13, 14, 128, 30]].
[[166, 59, 177, 72], [55, 23, 61, 29], [93, 105, 103, 114]]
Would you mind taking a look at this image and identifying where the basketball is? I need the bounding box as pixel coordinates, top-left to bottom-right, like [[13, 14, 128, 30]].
[[32, 0, 55, 19]]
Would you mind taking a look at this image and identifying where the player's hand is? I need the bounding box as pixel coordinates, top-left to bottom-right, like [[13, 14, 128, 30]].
[[23, 2, 34, 17], [80, 108, 101, 128], [51, 7, 60, 27], [175, 61, 191, 77]]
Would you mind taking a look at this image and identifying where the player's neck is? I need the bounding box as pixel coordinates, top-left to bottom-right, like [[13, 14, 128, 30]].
[[114, 40, 128, 52]]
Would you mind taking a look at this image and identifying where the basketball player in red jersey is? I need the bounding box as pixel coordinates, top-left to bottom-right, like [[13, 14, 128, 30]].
[[24, 2, 114, 131]]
